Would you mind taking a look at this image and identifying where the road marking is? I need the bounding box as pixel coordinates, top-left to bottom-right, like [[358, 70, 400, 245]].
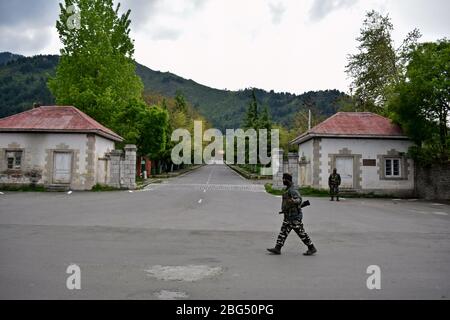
[[203, 189, 206, 193], [432, 203, 444, 206], [198, 199, 203, 204], [0, 192, 4, 195], [408, 209, 429, 214], [433, 212, 448, 216], [143, 183, 265, 192], [67, 191, 72, 195], [206, 166, 215, 185]]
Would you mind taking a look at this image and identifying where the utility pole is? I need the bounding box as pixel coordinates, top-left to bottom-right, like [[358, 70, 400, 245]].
[[308, 109, 311, 131]]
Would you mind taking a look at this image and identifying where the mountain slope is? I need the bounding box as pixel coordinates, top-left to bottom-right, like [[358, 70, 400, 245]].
[[137, 62, 345, 129], [0, 52, 23, 65], [0, 54, 57, 117], [0, 52, 346, 129]]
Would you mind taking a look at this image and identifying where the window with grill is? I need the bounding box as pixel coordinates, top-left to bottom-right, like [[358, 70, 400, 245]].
[[6, 151, 23, 169], [385, 158, 401, 177]]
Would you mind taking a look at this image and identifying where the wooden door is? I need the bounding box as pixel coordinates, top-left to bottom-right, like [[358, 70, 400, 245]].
[[53, 152, 72, 184], [335, 157, 353, 189]]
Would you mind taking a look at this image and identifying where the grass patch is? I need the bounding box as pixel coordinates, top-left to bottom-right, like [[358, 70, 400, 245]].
[[91, 184, 120, 192], [264, 183, 284, 196], [264, 183, 400, 199], [300, 187, 330, 197], [0, 184, 46, 192], [264, 184, 331, 197]]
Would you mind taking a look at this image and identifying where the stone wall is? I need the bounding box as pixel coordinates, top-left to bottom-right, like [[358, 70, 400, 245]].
[[415, 162, 450, 200]]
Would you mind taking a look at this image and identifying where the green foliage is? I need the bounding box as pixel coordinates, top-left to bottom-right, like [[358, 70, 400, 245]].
[[264, 184, 329, 197], [389, 39, 450, 163], [44, 0, 169, 159], [138, 58, 346, 129], [0, 184, 46, 192], [138, 105, 169, 158], [113, 100, 169, 157], [48, 0, 144, 130], [1, 52, 345, 130], [174, 90, 188, 113], [291, 109, 326, 137], [91, 183, 120, 191], [0, 52, 23, 65], [0, 55, 58, 118], [243, 90, 259, 129], [258, 106, 272, 131], [346, 10, 421, 114]]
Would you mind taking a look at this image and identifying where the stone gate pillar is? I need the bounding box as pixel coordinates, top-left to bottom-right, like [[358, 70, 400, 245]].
[[288, 153, 299, 188], [108, 150, 123, 189], [272, 149, 285, 190], [122, 144, 137, 190]]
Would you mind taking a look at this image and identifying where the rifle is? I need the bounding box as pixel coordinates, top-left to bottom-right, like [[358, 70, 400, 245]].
[[279, 200, 311, 214], [301, 200, 311, 209]]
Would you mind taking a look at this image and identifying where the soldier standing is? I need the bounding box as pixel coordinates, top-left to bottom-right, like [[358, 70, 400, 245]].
[[267, 173, 317, 256], [328, 168, 341, 201]]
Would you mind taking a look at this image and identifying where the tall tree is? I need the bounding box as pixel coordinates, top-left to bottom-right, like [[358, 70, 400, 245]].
[[243, 90, 259, 129], [48, 0, 144, 129], [174, 91, 187, 113], [389, 39, 450, 162], [346, 10, 421, 114], [258, 106, 272, 131]]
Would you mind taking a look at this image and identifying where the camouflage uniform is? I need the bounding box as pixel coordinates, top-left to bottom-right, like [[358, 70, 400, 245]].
[[276, 185, 313, 248], [328, 172, 341, 200]]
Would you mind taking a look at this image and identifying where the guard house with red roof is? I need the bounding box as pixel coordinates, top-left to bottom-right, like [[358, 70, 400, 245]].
[[291, 112, 414, 196], [0, 105, 125, 190]]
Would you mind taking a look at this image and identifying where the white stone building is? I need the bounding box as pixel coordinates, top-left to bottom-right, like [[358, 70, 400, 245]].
[[0, 105, 128, 190], [291, 112, 415, 197]]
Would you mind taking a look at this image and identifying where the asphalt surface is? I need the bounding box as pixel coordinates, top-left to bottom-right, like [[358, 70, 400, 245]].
[[0, 164, 449, 300]]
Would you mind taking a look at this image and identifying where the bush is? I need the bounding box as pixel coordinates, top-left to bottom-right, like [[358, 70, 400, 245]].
[[91, 184, 120, 192], [0, 184, 45, 192]]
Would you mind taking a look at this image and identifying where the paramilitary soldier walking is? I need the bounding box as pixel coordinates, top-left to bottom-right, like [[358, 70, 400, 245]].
[[328, 168, 342, 201], [267, 173, 317, 256]]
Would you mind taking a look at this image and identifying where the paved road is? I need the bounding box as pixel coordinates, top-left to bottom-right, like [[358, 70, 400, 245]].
[[0, 164, 449, 299]]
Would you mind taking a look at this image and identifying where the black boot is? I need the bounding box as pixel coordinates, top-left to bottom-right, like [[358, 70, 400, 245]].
[[330, 197, 334, 201], [336, 197, 340, 202], [303, 244, 317, 256], [267, 245, 282, 255]]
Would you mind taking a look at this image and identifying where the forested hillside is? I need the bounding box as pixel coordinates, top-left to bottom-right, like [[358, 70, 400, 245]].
[[0, 52, 346, 129]]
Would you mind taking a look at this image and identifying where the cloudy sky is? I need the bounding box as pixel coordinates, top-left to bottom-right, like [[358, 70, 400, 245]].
[[0, 0, 449, 94]]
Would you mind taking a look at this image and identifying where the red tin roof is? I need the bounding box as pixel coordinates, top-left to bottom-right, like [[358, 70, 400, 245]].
[[0, 106, 123, 141], [292, 112, 407, 145]]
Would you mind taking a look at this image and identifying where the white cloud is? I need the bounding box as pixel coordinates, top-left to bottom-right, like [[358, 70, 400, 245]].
[[268, 2, 286, 25], [1, 0, 449, 94], [309, 0, 359, 21]]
